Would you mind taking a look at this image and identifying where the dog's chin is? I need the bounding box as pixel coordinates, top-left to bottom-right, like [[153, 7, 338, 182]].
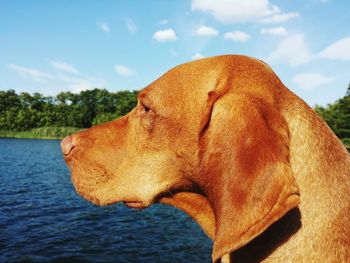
[[76, 191, 103, 206], [74, 185, 154, 208], [73, 186, 114, 206]]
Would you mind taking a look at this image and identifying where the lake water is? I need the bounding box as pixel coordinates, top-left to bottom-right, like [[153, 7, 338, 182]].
[[0, 138, 212, 263]]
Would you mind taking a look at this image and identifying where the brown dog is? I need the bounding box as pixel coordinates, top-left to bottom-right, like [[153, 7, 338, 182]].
[[61, 55, 350, 262]]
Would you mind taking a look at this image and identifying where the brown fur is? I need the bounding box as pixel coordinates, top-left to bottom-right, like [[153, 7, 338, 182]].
[[62, 55, 350, 262]]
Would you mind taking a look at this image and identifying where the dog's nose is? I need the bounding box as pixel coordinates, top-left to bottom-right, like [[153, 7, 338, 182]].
[[61, 135, 75, 156]]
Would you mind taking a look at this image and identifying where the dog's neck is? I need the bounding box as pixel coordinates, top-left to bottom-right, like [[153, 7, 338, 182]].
[[230, 207, 302, 262]]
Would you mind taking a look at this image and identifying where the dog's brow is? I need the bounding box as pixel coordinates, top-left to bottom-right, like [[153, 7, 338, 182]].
[[137, 93, 144, 100], [137, 91, 153, 107], [137, 90, 147, 101]]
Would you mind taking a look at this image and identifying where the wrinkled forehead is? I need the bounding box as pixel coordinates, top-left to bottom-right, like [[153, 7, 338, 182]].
[[138, 60, 224, 116]]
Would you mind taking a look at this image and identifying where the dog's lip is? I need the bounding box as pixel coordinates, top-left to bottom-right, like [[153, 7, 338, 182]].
[[123, 200, 148, 209]]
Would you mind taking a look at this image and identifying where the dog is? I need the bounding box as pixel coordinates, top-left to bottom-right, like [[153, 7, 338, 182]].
[[61, 55, 350, 262]]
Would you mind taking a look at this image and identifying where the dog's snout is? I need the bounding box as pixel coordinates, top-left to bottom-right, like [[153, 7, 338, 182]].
[[61, 135, 75, 156]]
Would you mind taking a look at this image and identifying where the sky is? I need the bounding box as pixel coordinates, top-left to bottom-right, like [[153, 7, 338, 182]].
[[0, 0, 350, 106]]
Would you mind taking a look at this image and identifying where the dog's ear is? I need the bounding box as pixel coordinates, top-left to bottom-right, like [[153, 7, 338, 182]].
[[198, 92, 300, 262]]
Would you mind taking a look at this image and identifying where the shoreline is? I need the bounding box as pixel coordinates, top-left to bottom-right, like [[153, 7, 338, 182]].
[[0, 135, 62, 140], [0, 127, 81, 141]]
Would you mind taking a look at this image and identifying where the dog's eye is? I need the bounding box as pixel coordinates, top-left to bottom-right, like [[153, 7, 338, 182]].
[[139, 102, 154, 116], [141, 103, 153, 114]]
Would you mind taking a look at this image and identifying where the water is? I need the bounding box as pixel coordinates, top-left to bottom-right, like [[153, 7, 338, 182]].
[[0, 138, 212, 263]]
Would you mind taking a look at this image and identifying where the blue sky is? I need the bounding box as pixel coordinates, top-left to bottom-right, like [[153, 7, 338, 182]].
[[1, 0, 349, 106]]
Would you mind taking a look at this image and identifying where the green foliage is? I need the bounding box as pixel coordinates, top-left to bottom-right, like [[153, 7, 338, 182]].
[[92, 112, 119, 126], [0, 88, 138, 132], [314, 84, 350, 150], [0, 127, 81, 140]]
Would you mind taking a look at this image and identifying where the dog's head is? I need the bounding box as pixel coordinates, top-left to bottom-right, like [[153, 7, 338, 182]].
[[62, 55, 300, 261], [62, 57, 217, 208]]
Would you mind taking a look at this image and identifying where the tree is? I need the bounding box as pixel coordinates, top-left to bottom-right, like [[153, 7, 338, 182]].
[[0, 90, 21, 113], [0, 88, 138, 130], [92, 113, 118, 126], [315, 84, 350, 150], [114, 90, 138, 117]]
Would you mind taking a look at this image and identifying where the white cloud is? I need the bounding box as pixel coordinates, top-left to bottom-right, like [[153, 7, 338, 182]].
[[195, 26, 219, 36], [191, 53, 205, 60], [268, 34, 312, 66], [59, 75, 104, 93], [191, 0, 280, 24], [318, 37, 350, 61], [97, 22, 110, 33], [260, 12, 299, 24], [125, 17, 138, 33], [153, 29, 177, 42], [260, 26, 287, 36], [49, 60, 79, 74], [223, 31, 251, 42], [8, 64, 53, 83], [159, 19, 169, 25], [114, 65, 135, 77], [292, 73, 333, 90], [8, 62, 103, 94]]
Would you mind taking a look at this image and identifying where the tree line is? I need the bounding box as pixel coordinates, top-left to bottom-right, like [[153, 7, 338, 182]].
[[314, 85, 350, 149], [0, 89, 137, 130], [0, 85, 349, 149]]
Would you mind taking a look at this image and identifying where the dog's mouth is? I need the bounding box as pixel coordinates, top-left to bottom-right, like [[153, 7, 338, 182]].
[[123, 201, 149, 209]]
